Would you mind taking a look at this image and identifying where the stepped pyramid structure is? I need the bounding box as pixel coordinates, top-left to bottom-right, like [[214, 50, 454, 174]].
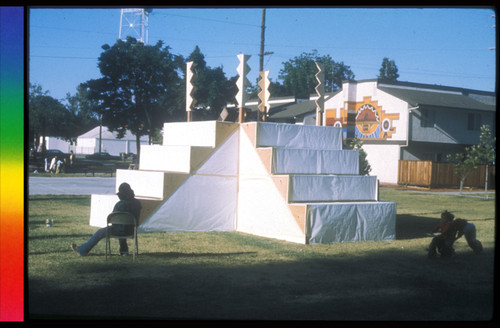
[[89, 120, 396, 244]]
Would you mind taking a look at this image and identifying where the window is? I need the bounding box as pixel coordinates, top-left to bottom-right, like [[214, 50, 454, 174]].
[[420, 109, 435, 128], [467, 113, 481, 131]]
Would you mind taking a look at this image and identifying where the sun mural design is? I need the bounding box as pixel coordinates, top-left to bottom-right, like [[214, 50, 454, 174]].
[[325, 97, 399, 140]]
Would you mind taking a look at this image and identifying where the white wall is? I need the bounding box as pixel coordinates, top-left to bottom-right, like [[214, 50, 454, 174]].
[[322, 80, 413, 185], [42, 136, 71, 152], [363, 144, 401, 184]]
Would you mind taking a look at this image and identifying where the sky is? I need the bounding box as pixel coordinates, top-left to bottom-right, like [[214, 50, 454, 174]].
[[29, 6, 497, 103]]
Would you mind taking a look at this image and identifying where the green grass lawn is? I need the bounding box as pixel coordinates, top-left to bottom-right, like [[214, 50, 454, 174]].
[[28, 188, 496, 321]]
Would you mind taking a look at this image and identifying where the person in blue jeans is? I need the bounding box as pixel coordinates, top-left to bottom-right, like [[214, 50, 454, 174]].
[[452, 218, 483, 254], [72, 182, 142, 256]]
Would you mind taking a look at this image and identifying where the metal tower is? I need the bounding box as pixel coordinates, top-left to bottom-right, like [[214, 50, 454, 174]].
[[119, 8, 151, 44]]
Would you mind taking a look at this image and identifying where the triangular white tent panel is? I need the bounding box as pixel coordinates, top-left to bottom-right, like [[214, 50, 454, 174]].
[[139, 130, 239, 233], [237, 129, 305, 243], [196, 129, 239, 176]]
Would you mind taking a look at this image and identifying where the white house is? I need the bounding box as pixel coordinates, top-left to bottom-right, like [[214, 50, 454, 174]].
[[71, 126, 149, 156], [266, 79, 495, 184], [40, 136, 72, 153]]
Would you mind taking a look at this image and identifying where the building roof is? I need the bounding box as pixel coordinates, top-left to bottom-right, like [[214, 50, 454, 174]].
[[269, 100, 316, 119], [378, 84, 496, 112], [78, 126, 148, 141]]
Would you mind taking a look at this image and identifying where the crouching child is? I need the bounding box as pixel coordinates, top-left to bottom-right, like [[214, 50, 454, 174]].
[[428, 210, 456, 258], [452, 218, 483, 254]]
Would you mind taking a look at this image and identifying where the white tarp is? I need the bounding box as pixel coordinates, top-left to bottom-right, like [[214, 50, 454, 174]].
[[115, 169, 172, 199], [139, 174, 237, 232], [290, 175, 378, 202], [89, 194, 119, 227], [257, 122, 343, 150], [307, 202, 396, 244], [140, 145, 192, 172], [163, 121, 217, 147], [237, 127, 306, 243], [139, 130, 239, 233], [196, 128, 238, 176], [272, 148, 359, 175]]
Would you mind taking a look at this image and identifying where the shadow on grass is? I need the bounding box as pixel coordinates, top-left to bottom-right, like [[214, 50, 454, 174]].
[[28, 246, 495, 321], [98, 252, 258, 260], [29, 233, 91, 241], [396, 214, 439, 240], [141, 251, 258, 259]]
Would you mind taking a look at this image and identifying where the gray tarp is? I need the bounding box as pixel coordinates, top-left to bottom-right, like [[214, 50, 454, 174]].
[[290, 175, 378, 202], [307, 201, 396, 244], [257, 122, 343, 150], [272, 148, 359, 175]]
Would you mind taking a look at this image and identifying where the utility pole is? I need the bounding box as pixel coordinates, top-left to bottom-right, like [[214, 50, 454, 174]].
[[259, 8, 266, 72], [258, 8, 273, 121]]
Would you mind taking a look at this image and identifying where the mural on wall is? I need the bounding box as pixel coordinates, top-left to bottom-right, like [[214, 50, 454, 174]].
[[325, 96, 399, 140]]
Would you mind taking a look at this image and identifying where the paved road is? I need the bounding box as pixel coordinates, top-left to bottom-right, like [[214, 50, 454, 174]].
[[29, 177, 116, 195]]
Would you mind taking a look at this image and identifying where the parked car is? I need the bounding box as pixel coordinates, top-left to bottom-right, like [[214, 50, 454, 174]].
[[85, 152, 121, 161], [45, 149, 71, 160]]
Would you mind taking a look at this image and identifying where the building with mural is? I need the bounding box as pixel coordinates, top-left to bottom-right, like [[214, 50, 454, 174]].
[[266, 79, 495, 184]]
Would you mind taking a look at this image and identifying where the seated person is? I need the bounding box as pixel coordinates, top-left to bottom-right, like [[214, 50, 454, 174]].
[[71, 183, 142, 256]]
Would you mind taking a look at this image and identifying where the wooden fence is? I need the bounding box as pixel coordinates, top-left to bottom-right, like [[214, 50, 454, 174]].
[[398, 160, 495, 189]]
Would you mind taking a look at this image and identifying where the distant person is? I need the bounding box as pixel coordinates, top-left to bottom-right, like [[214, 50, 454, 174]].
[[427, 210, 456, 258], [49, 156, 58, 173], [71, 183, 142, 257], [451, 218, 483, 254], [69, 150, 74, 166], [56, 158, 64, 174], [37, 142, 44, 153]]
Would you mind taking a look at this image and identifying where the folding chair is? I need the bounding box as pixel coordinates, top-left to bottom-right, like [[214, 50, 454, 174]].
[[105, 211, 138, 261]]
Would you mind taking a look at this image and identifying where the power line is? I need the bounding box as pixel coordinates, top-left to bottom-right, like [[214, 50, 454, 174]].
[[31, 55, 97, 60], [30, 24, 115, 36], [151, 11, 260, 28]]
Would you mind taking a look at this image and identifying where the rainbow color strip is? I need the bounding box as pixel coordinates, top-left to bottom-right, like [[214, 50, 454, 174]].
[[0, 6, 24, 322]]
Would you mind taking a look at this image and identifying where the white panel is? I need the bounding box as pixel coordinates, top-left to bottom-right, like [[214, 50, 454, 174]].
[[163, 121, 217, 147], [89, 194, 119, 227], [140, 145, 191, 172], [139, 175, 236, 232], [257, 122, 343, 150], [239, 128, 270, 177], [115, 169, 165, 199], [237, 129, 305, 243], [290, 175, 378, 202], [196, 130, 238, 176], [272, 148, 359, 175], [363, 144, 401, 184], [308, 201, 396, 243], [237, 176, 305, 244]]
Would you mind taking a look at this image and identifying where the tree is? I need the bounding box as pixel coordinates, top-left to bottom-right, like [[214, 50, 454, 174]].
[[186, 46, 237, 120], [474, 125, 496, 199], [447, 125, 495, 197], [82, 37, 183, 157], [278, 50, 355, 99], [446, 147, 480, 196], [29, 83, 76, 147], [345, 137, 371, 176], [378, 57, 399, 81], [64, 85, 100, 137]]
